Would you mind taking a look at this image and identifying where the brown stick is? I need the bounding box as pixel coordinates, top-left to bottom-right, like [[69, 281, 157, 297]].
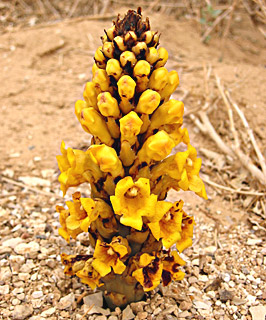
[[1, 176, 62, 200]]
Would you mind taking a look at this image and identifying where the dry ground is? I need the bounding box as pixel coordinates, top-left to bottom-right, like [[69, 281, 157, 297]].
[[0, 5, 265, 320]]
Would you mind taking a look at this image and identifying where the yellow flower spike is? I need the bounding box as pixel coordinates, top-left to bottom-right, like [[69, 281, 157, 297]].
[[110, 177, 158, 231], [113, 36, 127, 51], [132, 41, 148, 57], [148, 200, 184, 249], [162, 251, 186, 286], [146, 47, 159, 65], [117, 75, 136, 100], [120, 141, 136, 167], [83, 82, 98, 109], [176, 214, 195, 253], [137, 130, 175, 164], [106, 117, 120, 139], [76, 259, 103, 289], [106, 25, 116, 41], [147, 99, 184, 134], [80, 107, 114, 146], [155, 47, 168, 68], [102, 41, 115, 58], [120, 51, 137, 68], [135, 89, 161, 114], [94, 46, 106, 69], [132, 255, 163, 291], [149, 67, 169, 92], [92, 237, 130, 277], [93, 69, 110, 93], [88, 144, 124, 178], [106, 59, 123, 80], [97, 92, 120, 118], [159, 70, 179, 101], [119, 111, 143, 145]]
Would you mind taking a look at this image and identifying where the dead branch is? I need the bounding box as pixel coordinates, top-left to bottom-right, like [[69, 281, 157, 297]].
[[1, 176, 62, 200]]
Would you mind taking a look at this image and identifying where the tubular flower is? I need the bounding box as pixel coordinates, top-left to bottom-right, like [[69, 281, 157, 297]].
[[176, 213, 195, 253], [56, 8, 207, 308], [92, 237, 131, 277], [110, 177, 157, 230], [148, 200, 184, 249], [132, 253, 163, 291], [162, 251, 186, 286], [175, 144, 207, 199]]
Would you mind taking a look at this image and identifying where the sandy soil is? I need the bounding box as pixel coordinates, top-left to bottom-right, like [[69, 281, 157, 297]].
[[0, 6, 265, 320]]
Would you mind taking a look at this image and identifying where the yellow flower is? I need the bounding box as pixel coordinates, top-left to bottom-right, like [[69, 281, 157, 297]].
[[132, 253, 163, 291], [56, 204, 82, 242], [176, 213, 195, 253], [110, 177, 157, 230], [56, 141, 102, 195], [92, 237, 130, 277], [76, 259, 103, 289], [162, 251, 186, 286], [176, 144, 207, 199], [88, 144, 124, 178], [148, 200, 184, 249], [61, 253, 102, 290]]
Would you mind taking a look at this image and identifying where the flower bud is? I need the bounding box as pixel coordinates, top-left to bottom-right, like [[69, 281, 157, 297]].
[[117, 75, 136, 100], [93, 69, 110, 92], [146, 47, 159, 65], [75, 100, 87, 121], [155, 47, 168, 68], [135, 89, 161, 114], [149, 67, 168, 91], [133, 60, 151, 78], [83, 82, 98, 108], [106, 59, 123, 80], [97, 92, 120, 118], [113, 36, 127, 52], [120, 51, 137, 68], [160, 70, 179, 100], [102, 41, 115, 58], [132, 41, 147, 57], [80, 107, 114, 146], [119, 111, 143, 145], [94, 46, 106, 69], [106, 25, 116, 41]]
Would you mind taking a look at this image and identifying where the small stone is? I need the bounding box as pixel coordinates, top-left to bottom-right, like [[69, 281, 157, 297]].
[[249, 306, 266, 320], [83, 292, 103, 308], [95, 316, 107, 320], [12, 304, 33, 319], [108, 317, 118, 320], [207, 291, 216, 299], [219, 290, 234, 302], [58, 293, 75, 310], [2, 237, 23, 248], [204, 246, 217, 254], [222, 273, 231, 282], [122, 305, 135, 320], [12, 298, 21, 306], [32, 291, 43, 299], [17, 293, 25, 301], [153, 307, 162, 316], [130, 301, 146, 314], [41, 307, 56, 317], [14, 242, 40, 256], [198, 274, 208, 282], [0, 284, 9, 294], [193, 300, 211, 310], [247, 238, 262, 245], [137, 311, 148, 319], [179, 301, 192, 311]]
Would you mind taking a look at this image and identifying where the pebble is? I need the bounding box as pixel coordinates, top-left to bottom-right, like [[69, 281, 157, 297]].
[[12, 304, 33, 319], [108, 317, 118, 320], [247, 238, 262, 245], [193, 300, 211, 310], [95, 316, 107, 320], [58, 293, 75, 310], [83, 292, 103, 307], [18, 176, 51, 187], [14, 241, 40, 255], [179, 301, 193, 311], [249, 305, 266, 320], [219, 290, 234, 302], [2, 237, 23, 248], [32, 290, 44, 299], [0, 284, 9, 294], [122, 305, 135, 320], [40, 307, 56, 317]]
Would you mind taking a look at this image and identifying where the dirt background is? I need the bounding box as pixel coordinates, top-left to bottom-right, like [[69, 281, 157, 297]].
[[0, 1, 265, 319]]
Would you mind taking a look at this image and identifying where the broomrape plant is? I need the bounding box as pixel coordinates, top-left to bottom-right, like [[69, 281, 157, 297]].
[[57, 8, 207, 309]]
